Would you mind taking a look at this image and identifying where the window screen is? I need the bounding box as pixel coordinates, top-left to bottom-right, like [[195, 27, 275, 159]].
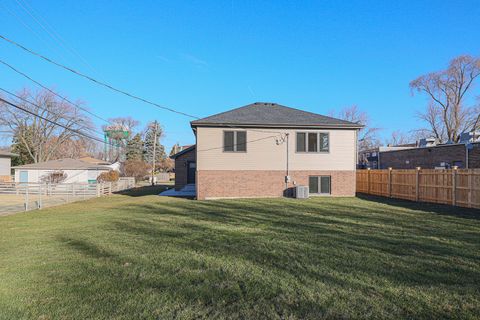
[[296, 133, 306, 152], [319, 133, 329, 152], [309, 176, 319, 194], [236, 131, 247, 152], [308, 133, 318, 152], [320, 176, 331, 194], [309, 176, 331, 194], [224, 131, 234, 152], [223, 131, 246, 152]]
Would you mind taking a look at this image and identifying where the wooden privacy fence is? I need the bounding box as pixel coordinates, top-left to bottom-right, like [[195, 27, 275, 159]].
[[356, 168, 480, 209]]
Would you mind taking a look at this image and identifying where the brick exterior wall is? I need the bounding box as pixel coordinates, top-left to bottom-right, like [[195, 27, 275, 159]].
[[379, 143, 480, 169], [197, 170, 356, 200], [469, 143, 480, 168], [174, 148, 196, 190]]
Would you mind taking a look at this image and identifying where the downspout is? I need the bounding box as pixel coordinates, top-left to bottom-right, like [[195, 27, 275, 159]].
[[353, 129, 358, 171], [285, 133, 290, 191]]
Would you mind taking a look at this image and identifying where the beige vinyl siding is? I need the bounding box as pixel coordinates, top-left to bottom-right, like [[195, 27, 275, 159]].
[[14, 169, 109, 183], [0, 157, 11, 175], [196, 127, 356, 171]]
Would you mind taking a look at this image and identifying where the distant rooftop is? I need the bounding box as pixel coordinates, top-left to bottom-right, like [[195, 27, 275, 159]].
[[78, 156, 111, 165], [12, 158, 110, 170], [0, 150, 18, 157], [191, 102, 363, 128]]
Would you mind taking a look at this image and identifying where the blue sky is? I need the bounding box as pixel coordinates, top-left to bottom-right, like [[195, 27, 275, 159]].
[[1, 0, 479, 150]]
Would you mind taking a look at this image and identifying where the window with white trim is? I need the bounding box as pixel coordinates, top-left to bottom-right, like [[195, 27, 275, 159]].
[[223, 131, 247, 152], [296, 132, 329, 153]]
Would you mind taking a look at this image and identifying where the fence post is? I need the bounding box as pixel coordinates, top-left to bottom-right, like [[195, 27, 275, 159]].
[[25, 184, 29, 211], [415, 167, 421, 202], [388, 167, 392, 198], [452, 166, 458, 206], [467, 169, 472, 208], [96, 183, 100, 197], [39, 183, 42, 209], [367, 168, 371, 194], [109, 182, 112, 195]]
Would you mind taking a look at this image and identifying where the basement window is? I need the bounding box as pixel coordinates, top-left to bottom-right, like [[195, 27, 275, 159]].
[[224, 131, 247, 152], [309, 176, 331, 195]]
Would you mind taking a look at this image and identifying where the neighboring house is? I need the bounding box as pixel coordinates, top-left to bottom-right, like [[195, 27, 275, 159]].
[[0, 151, 18, 181], [171, 145, 196, 191], [171, 102, 363, 200], [358, 144, 416, 169], [379, 142, 480, 169], [13, 158, 111, 183]]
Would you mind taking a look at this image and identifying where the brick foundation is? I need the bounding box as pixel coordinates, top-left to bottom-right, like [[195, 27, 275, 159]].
[[197, 170, 356, 200]]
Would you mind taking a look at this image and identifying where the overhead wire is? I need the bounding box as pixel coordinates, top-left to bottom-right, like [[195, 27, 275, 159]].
[[0, 87, 105, 137], [14, 0, 104, 78], [0, 33, 288, 158], [0, 59, 112, 124], [0, 34, 284, 134], [0, 97, 117, 147]]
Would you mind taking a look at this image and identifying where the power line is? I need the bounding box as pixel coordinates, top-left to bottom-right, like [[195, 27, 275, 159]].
[[0, 59, 112, 124], [0, 87, 105, 137], [14, 0, 104, 78], [0, 34, 284, 135], [0, 33, 199, 119], [0, 97, 117, 147], [0, 2, 69, 63]]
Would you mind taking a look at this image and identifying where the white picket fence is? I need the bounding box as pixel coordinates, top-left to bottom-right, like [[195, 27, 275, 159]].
[[0, 177, 136, 215]]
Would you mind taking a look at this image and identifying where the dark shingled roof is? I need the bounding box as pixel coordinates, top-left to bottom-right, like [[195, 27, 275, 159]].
[[191, 102, 363, 128], [170, 145, 195, 159]]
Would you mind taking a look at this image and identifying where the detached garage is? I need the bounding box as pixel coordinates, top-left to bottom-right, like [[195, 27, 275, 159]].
[[13, 158, 111, 184]]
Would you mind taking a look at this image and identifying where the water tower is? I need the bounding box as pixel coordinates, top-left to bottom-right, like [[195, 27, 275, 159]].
[[104, 124, 130, 162]]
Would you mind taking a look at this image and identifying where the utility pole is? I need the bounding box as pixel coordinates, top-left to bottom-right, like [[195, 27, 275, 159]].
[[151, 121, 157, 186]]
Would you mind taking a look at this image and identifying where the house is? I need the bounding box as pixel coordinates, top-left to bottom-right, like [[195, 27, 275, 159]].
[[169, 102, 363, 200], [379, 142, 480, 169], [12, 158, 111, 184], [0, 151, 18, 181], [170, 145, 196, 193], [358, 144, 416, 169]]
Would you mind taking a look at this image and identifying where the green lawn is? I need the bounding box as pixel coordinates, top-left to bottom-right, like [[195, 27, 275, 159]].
[[1, 187, 479, 319]]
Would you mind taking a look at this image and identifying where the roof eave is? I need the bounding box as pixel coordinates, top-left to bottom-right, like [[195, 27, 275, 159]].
[[170, 145, 196, 159], [190, 122, 364, 129]]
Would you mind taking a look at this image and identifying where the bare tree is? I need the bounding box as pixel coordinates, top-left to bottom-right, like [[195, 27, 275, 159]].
[[410, 55, 480, 143], [330, 105, 381, 151], [0, 88, 94, 163], [385, 130, 414, 146], [47, 137, 92, 159]]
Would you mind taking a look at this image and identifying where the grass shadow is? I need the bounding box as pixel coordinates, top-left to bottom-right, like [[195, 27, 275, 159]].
[[356, 194, 480, 220]]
